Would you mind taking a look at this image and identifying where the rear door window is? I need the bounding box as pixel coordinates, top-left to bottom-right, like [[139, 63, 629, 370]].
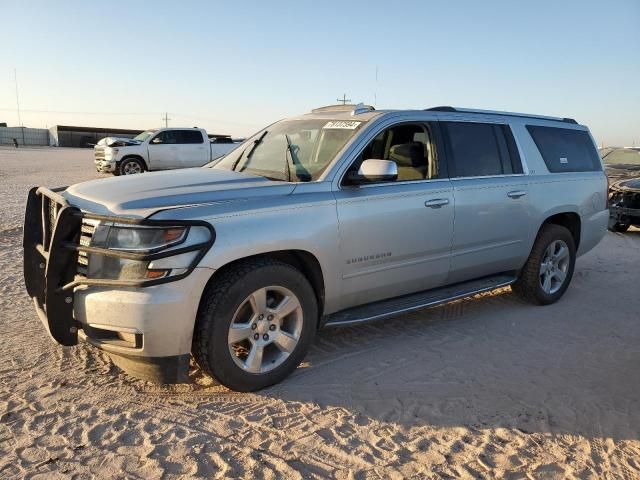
[[442, 122, 522, 177], [526, 125, 601, 172], [177, 130, 204, 144]]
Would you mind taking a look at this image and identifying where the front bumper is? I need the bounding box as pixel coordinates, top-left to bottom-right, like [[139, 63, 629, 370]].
[[609, 205, 640, 225], [23, 186, 215, 383], [609, 186, 640, 225], [95, 160, 116, 173]]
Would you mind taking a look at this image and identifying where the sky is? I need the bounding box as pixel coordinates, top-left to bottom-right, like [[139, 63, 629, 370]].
[[1, 0, 638, 146]]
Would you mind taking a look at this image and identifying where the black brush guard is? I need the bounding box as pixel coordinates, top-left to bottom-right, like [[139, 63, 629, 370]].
[[23, 186, 215, 347]]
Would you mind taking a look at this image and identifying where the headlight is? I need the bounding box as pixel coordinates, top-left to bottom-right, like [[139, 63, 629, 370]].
[[86, 224, 211, 282], [107, 226, 187, 251]]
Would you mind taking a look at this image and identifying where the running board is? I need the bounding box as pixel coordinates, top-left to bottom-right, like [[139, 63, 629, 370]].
[[323, 274, 517, 328]]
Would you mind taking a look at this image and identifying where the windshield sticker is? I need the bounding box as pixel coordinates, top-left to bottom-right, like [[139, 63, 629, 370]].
[[323, 121, 361, 130], [560, 157, 568, 164]]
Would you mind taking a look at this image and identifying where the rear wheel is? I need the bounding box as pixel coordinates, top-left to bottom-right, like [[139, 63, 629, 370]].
[[513, 224, 576, 305], [193, 259, 317, 391], [119, 157, 145, 175]]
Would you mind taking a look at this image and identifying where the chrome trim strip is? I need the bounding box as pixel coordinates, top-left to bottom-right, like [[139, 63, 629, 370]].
[[450, 174, 528, 181], [351, 178, 451, 189]]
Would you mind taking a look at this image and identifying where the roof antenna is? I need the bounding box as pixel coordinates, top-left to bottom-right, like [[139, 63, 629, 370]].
[[336, 94, 351, 105], [374, 66, 378, 107]]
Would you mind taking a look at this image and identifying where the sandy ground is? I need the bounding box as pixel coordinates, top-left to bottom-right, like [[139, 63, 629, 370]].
[[1, 146, 639, 479]]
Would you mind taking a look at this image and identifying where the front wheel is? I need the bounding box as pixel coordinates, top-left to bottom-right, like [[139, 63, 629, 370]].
[[193, 259, 317, 391], [512, 224, 576, 305], [119, 157, 145, 175]]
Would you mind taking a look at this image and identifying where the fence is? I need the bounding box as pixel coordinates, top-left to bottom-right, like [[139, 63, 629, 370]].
[[0, 127, 50, 146]]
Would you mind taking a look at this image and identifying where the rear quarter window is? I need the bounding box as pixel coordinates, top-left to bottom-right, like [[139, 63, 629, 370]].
[[526, 125, 601, 173]]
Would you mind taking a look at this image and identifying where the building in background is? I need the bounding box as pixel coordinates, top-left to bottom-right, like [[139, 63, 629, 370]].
[[49, 125, 144, 148], [0, 126, 50, 146]]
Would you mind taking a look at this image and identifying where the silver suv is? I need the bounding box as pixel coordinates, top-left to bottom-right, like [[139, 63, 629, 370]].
[[23, 104, 609, 391]]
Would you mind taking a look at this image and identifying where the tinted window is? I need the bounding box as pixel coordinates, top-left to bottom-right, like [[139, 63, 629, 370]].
[[151, 131, 177, 144], [444, 122, 509, 177], [177, 130, 204, 144], [527, 125, 601, 172], [212, 137, 233, 144]]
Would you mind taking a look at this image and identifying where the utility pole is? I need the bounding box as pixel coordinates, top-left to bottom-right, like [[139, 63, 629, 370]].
[[14, 69, 25, 145], [162, 112, 171, 127], [336, 94, 351, 105]]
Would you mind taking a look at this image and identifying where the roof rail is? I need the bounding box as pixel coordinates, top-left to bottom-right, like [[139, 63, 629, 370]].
[[425, 106, 457, 112], [312, 104, 356, 113], [311, 103, 375, 115], [425, 106, 577, 124]]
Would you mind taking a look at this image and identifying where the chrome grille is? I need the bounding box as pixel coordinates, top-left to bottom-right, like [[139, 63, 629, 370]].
[[43, 196, 62, 251], [94, 147, 106, 161], [77, 220, 97, 277]]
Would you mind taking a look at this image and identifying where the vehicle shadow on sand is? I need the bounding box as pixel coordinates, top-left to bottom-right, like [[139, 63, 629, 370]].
[[258, 284, 640, 441]]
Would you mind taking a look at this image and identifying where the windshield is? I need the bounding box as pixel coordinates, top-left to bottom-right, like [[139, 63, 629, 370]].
[[133, 130, 156, 142], [213, 119, 365, 181], [602, 148, 640, 166]]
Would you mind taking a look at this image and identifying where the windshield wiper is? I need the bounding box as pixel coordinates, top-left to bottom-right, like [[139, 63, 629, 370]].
[[232, 131, 268, 172], [285, 134, 312, 182]]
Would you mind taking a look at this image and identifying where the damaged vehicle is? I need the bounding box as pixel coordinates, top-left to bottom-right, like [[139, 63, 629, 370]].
[[94, 128, 242, 175], [602, 147, 640, 232], [24, 104, 608, 391]]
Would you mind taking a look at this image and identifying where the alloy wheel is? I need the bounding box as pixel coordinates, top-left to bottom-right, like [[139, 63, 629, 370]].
[[122, 161, 142, 174], [227, 286, 303, 374], [539, 239, 570, 294]]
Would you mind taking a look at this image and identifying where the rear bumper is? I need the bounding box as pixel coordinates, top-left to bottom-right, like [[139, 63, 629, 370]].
[[23, 186, 215, 383], [578, 209, 609, 256]]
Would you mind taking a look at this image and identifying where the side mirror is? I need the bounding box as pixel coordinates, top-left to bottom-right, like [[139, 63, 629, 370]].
[[353, 159, 398, 183]]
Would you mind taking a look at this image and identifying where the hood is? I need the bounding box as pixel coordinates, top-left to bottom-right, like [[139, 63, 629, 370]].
[[96, 137, 141, 147], [63, 168, 295, 218], [605, 162, 640, 179], [612, 177, 640, 192]]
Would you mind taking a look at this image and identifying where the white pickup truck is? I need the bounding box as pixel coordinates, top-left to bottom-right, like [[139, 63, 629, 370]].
[[94, 127, 242, 175]]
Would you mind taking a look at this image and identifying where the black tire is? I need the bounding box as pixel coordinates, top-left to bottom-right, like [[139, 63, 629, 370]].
[[193, 259, 317, 391], [118, 157, 145, 175], [512, 224, 576, 305], [609, 222, 630, 233]]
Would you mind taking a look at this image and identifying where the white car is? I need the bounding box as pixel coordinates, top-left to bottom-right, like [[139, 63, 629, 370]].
[[94, 128, 242, 175]]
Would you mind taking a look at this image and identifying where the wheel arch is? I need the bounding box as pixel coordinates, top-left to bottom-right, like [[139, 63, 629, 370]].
[[119, 154, 148, 171], [199, 249, 326, 321], [539, 211, 581, 249]]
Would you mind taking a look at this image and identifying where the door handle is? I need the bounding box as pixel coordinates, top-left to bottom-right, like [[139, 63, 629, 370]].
[[507, 190, 527, 199], [424, 198, 449, 208]]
